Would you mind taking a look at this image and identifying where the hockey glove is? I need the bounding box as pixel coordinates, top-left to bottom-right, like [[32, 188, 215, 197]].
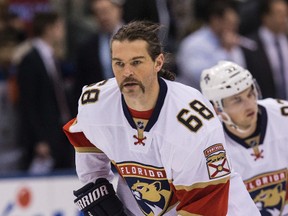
[[74, 178, 127, 216]]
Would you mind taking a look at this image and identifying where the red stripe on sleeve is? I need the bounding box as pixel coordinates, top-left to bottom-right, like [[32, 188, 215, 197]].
[[170, 180, 230, 216]]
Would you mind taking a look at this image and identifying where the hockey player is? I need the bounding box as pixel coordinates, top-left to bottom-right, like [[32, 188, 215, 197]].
[[200, 61, 288, 215], [63, 21, 259, 216]]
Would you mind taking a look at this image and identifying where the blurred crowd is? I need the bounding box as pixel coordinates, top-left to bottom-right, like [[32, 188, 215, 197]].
[[0, 0, 288, 175]]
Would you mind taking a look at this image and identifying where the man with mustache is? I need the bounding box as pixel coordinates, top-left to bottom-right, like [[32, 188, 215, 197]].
[[200, 61, 288, 215], [64, 21, 259, 216]]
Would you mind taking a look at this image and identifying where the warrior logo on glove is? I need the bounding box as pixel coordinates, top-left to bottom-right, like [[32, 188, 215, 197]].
[[75, 184, 109, 210]]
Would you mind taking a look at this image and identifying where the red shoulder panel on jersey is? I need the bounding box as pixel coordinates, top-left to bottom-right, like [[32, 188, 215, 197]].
[[63, 118, 95, 148]]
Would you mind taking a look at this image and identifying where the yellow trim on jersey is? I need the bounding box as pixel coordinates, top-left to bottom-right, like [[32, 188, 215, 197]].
[[177, 210, 202, 216], [167, 202, 179, 213], [169, 176, 230, 191], [117, 162, 165, 170], [75, 146, 103, 153]]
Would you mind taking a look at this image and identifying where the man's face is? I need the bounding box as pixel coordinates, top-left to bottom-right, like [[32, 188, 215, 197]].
[[111, 39, 163, 99], [221, 8, 239, 33], [49, 19, 65, 45], [264, 1, 288, 34], [213, 8, 239, 36], [92, 0, 122, 33], [222, 86, 258, 130]]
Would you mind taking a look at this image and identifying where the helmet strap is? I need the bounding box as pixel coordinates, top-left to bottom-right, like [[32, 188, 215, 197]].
[[218, 112, 251, 134]]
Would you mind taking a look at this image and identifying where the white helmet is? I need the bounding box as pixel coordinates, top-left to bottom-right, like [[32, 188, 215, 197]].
[[200, 61, 256, 111]]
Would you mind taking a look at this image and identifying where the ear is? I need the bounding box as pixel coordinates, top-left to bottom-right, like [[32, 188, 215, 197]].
[[152, 181, 161, 191], [154, 54, 164, 72], [215, 106, 229, 121]]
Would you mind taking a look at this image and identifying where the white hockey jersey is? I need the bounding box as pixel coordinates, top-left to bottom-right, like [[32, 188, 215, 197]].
[[223, 98, 288, 216], [64, 78, 259, 216]]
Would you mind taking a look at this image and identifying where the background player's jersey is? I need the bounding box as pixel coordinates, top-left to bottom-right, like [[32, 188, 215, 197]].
[[64, 78, 259, 216], [224, 98, 288, 215]]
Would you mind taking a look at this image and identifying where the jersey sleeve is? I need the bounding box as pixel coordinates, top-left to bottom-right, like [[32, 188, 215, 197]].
[[170, 125, 231, 215], [63, 118, 114, 183]]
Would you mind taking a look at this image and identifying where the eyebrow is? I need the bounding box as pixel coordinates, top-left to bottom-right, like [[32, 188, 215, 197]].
[[229, 87, 253, 99], [112, 56, 146, 61]]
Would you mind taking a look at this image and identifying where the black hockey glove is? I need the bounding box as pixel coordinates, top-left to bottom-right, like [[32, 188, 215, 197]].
[[74, 178, 127, 216]]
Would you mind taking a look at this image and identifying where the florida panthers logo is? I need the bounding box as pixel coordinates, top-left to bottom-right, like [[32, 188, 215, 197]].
[[117, 162, 173, 215], [254, 183, 286, 215], [245, 169, 287, 215], [131, 180, 171, 216]]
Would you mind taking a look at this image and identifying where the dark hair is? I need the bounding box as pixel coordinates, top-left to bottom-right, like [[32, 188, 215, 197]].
[[32, 11, 60, 37], [195, 0, 238, 23], [259, 0, 286, 17], [111, 21, 175, 81]]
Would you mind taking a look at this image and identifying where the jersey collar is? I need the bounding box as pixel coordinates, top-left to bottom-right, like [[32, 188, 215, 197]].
[[121, 78, 168, 131], [224, 104, 268, 148]]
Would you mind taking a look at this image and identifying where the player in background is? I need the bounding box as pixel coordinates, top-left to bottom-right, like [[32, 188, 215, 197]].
[[200, 61, 288, 215], [63, 21, 259, 216]]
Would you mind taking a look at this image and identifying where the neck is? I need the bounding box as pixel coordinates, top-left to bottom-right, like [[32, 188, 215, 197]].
[[124, 91, 159, 111], [41, 35, 52, 45], [124, 81, 160, 111]]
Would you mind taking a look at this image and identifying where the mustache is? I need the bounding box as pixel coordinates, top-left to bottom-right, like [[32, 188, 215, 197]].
[[122, 77, 140, 84], [120, 77, 145, 93]]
